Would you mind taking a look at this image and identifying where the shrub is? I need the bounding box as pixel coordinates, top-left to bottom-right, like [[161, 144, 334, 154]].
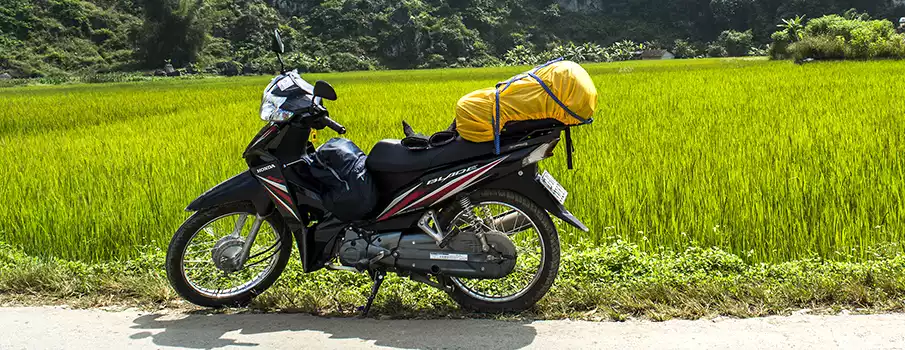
[[748, 45, 768, 56], [714, 30, 754, 57], [214, 60, 241, 76], [606, 40, 642, 61], [778, 14, 905, 60], [327, 52, 377, 72], [286, 53, 330, 73], [672, 39, 699, 59], [504, 45, 535, 66], [787, 35, 845, 60], [419, 54, 447, 69], [769, 31, 792, 59], [706, 43, 728, 57], [468, 54, 503, 68]]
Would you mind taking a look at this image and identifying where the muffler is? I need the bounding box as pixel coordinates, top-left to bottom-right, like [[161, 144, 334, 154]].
[[492, 210, 532, 232]]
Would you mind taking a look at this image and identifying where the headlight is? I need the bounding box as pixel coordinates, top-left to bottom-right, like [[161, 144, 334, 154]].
[[260, 92, 292, 122]]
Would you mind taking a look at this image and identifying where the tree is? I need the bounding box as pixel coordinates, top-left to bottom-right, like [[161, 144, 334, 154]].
[[778, 15, 806, 42], [0, 0, 34, 40], [713, 29, 754, 56], [137, 0, 208, 68]]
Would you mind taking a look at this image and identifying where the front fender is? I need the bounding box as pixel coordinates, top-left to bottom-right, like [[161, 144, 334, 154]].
[[483, 164, 589, 232], [186, 171, 273, 216]]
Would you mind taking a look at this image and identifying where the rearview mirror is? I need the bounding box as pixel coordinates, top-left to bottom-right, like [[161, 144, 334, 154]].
[[271, 29, 284, 54], [314, 80, 337, 101]]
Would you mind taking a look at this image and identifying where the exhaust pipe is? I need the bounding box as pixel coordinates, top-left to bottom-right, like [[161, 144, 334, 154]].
[[492, 210, 532, 233]]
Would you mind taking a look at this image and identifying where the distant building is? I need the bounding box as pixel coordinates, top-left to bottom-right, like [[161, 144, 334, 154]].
[[640, 50, 675, 60]]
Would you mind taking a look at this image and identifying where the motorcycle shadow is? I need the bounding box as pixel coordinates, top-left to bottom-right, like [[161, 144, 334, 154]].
[[129, 310, 537, 349]]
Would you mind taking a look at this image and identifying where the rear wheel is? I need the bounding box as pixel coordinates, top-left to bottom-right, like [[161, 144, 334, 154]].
[[165, 202, 292, 308], [439, 189, 560, 312]]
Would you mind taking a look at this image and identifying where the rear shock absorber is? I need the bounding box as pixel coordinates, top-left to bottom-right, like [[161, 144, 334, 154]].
[[459, 196, 472, 213], [458, 194, 490, 252]]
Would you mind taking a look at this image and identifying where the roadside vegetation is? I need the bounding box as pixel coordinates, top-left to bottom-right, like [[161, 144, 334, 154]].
[[4, 240, 905, 320]]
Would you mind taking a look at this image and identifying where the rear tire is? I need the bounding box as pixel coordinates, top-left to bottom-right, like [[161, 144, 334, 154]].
[[439, 189, 560, 312], [166, 202, 292, 308]]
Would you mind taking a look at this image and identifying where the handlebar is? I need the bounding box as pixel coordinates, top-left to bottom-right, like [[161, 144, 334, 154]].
[[322, 116, 346, 134]]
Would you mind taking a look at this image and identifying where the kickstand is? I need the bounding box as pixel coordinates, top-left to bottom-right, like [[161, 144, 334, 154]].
[[359, 269, 385, 317]]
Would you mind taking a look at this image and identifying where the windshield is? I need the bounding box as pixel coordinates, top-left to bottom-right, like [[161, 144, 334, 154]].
[[260, 70, 314, 122]]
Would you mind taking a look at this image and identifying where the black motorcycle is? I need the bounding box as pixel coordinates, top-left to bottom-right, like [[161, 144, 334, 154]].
[[165, 30, 589, 314]]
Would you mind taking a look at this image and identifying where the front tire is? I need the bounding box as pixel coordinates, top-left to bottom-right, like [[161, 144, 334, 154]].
[[440, 189, 561, 312], [166, 202, 292, 308]]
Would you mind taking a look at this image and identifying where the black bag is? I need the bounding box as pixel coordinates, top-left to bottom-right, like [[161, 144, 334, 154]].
[[308, 138, 377, 222]]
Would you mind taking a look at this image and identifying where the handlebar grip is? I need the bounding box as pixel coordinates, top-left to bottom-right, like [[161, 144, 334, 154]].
[[323, 116, 346, 134]]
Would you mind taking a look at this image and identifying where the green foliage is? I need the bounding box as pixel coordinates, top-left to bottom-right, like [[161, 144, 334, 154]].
[[769, 30, 792, 59], [672, 39, 700, 58], [137, 0, 208, 67], [0, 0, 35, 39], [504, 45, 535, 66], [504, 40, 649, 66], [606, 40, 643, 61], [708, 30, 754, 57], [6, 0, 905, 77], [781, 15, 807, 37], [706, 43, 729, 57], [776, 14, 905, 60]]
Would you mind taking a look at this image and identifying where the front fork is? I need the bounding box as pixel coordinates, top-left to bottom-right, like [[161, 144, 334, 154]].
[[229, 214, 264, 269]]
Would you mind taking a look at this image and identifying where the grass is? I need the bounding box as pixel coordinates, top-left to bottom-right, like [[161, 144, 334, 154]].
[[1, 58, 905, 263], [3, 240, 905, 320]]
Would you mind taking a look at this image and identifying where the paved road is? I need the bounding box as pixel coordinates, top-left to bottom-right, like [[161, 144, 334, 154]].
[[1, 307, 904, 349]]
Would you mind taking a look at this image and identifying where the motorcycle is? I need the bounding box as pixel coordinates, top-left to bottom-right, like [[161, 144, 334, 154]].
[[165, 30, 589, 314]]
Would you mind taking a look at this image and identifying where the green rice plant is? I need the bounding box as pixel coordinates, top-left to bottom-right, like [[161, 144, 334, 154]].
[[1, 58, 904, 263]]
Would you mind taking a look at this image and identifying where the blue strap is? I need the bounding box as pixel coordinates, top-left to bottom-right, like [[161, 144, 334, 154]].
[[527, 72, 590, 124], [535, 57, 564, 70], [491, 57, 592, 154], [494, 88, 501, 154], [493, 74, 527, 154]]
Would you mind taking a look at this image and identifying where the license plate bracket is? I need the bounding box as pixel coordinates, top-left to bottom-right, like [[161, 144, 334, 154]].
[[538, 170, 567, 204]]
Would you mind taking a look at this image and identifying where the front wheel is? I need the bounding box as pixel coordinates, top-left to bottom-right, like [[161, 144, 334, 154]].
[[165, 202, 292, 307], [439, 189, 561, 312]]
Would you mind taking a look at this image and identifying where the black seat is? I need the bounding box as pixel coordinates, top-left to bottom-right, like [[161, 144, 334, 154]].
[[366, 137, 494, 173]]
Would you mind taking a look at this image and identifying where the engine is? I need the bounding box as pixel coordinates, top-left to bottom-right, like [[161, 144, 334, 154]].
[[337, 228, 517, 279]]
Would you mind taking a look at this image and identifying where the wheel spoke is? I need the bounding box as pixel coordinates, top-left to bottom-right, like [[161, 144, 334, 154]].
[[449, 200, 547, 303], [179, 212, 282, 298]]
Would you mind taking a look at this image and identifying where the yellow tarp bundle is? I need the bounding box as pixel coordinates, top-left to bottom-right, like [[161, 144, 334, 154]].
[[455, 60, 597, 144]]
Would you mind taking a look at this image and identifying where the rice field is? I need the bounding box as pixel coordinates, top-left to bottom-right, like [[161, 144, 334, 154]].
[[2, 58, 904, 263]]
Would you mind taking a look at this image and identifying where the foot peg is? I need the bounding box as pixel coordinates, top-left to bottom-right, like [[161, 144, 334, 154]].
[[417, 210, 446, 245], [359, 269, 385, 317]]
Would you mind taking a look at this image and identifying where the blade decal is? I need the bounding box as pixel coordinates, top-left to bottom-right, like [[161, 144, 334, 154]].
[[250, 126, 276, 148], [411, 156, 508, 209], [377, 188, 428, 221], [378, 156, 508, 220], [430, 157, 508, 204], [263, 185, 300, 221], [376, 185, 421, 220], [267, 182, 293, 203], [265, 176, 285, 184], [257, 175, 288, 193]]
